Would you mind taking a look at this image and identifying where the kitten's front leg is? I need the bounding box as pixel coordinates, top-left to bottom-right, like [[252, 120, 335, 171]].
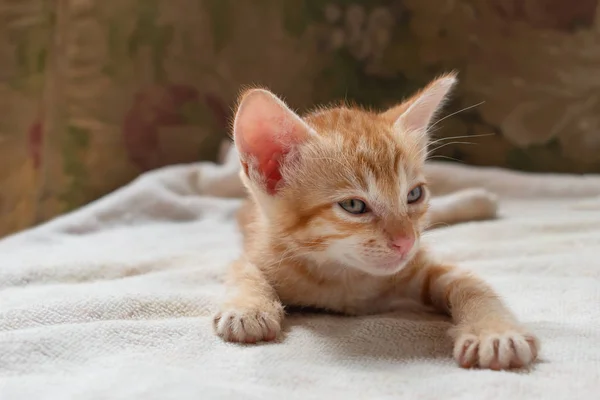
[[213, 258, 284, 343], [404, 256, 539, 369]]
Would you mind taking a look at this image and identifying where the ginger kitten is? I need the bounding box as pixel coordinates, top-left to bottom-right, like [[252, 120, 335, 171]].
[[213, 74, 539, 370]]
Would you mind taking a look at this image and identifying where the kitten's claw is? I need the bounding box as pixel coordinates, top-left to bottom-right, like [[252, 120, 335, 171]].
[[451, 323, 539, 370], [213, 304, 283, 343]]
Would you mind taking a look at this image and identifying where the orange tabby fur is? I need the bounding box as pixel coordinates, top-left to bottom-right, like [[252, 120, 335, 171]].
[[213, 74, 539, 370]]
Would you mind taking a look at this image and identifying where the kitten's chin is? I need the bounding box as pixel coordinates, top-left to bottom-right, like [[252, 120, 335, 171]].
[[352, 247, 420, 277], [357, 258, 411, 277]]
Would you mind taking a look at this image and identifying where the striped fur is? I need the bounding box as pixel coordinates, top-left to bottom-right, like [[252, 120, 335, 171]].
[[214, 75, 539, 370]]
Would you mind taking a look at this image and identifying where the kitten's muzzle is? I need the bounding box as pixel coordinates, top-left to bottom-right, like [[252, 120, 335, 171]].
[[388, 234, 415, 257]]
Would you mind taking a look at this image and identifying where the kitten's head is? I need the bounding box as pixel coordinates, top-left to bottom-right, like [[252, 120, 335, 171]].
[[234, 74, 456, 276]]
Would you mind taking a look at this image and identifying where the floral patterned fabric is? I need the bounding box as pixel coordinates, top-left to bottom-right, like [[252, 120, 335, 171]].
[[1, 0, 600, 237]]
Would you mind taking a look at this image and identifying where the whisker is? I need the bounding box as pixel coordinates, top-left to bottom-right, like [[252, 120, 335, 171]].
[[427, 141, 476, 156], [420, 132, 496, 160], [266, 247, 304, 270], [429, 101, 485, 130], [426, 155, 466, 163], [428, 132, 495, 147]]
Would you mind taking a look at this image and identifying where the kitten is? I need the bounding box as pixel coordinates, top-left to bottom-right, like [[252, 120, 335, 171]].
[[213, 74, 539, 370]]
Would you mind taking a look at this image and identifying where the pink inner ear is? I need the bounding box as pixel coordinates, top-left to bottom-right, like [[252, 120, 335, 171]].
[[242, 131, 287, 194], [234, 90, 308, 194]]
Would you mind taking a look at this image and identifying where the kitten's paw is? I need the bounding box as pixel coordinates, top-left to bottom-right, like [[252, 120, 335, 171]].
[[451, 322, 539, 370], [460, 188, 498, 220], [213, 302, 284, 344]]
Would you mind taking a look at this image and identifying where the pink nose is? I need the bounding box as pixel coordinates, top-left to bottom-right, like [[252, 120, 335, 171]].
[[389, 235, 415, 255]]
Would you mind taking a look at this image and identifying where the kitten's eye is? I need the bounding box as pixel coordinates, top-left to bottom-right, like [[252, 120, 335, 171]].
[[338, 199, 368, 214], [407, 185, 424, 204]]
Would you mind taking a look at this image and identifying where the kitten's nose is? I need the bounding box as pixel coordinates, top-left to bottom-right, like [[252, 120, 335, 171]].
[[389, 235, 415, 256]]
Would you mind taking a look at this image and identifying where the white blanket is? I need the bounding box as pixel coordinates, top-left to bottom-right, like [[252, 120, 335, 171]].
[[2, 146, 600, 400]]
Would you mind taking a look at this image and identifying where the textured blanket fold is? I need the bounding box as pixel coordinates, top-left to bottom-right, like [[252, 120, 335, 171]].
[[1, 150, 600, 399]]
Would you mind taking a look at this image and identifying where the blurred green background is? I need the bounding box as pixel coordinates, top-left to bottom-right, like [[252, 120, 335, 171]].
[[1, 0, 599, 236]]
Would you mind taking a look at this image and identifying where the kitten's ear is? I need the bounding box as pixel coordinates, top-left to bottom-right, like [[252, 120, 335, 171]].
[[233, 88, 313, 194], [382, 73, 457, 136]]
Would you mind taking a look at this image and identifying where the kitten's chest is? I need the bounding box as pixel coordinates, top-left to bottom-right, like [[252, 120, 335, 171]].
[[268, 265, 395, 315]]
